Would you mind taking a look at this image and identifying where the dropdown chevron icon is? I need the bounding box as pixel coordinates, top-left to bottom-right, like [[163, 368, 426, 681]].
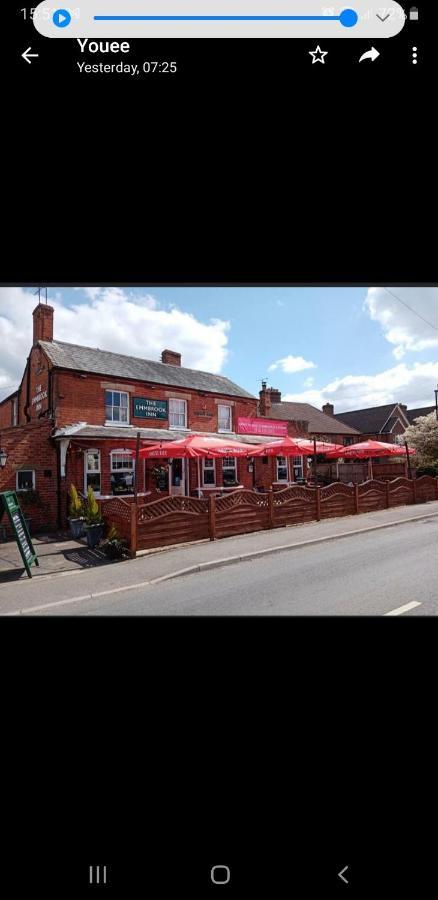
[[376, 12, 390, 21]]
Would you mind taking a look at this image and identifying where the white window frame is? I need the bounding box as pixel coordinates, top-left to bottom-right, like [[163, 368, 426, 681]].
[[291, 455, 304, 480], [84, 448, 101, 496], [202, 457, 216, 486], [276, 456, 289, 482], [12, 396, 18, 427], [169, 397, 187, 430], [222, 456, 238, 485], [16, 469, 36, 492], [110, 449, 136, 495], [105, 389, 130, 426], [218, 404, 232, 433]]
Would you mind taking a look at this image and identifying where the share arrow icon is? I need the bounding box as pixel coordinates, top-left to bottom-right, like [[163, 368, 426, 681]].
[[359, 47, 380, 62]]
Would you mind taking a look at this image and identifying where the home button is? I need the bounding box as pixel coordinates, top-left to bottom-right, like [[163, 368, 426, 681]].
[[211, 865, 231, 885]]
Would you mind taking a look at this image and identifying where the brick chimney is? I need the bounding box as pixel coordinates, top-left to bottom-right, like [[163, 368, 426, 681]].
[[269, 388, 282, 404], [322, 402, 334, 417], [259, 383, 282, 416], [161, 349, 181, 366], [33, 303, 54, 344]]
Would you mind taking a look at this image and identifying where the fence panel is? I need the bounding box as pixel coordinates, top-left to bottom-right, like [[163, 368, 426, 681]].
[[414, 475, 438, 503], [137, 496, 209, 550], [274, 485, 317, 526], [358, 480, 388, 513], [215, 490, 270, 539], [100, 497, 132, 546], [320, 483, 356, 518], [388, 477, 414, 508]]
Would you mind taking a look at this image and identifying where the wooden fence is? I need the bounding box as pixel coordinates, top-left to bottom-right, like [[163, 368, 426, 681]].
[[99, 476, 438, 556]]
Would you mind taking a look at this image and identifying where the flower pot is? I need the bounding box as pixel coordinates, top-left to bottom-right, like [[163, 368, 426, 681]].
[[68, 517, 85, 539], [84, 522, 104, 549]]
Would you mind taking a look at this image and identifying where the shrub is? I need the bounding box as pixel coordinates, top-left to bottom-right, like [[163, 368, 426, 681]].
[[68, 484, 84, 519], [84, 486, 103, 525]]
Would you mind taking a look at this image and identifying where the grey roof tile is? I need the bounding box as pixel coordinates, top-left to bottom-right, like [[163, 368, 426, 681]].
[[267, 402, 359, 435], [39, 340, 255, 399], [334, 403, 410, 433], [406, 406, 435, 423]]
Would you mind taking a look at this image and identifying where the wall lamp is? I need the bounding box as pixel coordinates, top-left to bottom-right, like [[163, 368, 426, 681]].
[[0, 448, 8, 468]]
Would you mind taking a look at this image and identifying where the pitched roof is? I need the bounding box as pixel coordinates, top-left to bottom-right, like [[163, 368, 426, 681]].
[[39, 340, 255, 399], [406, 406, 435, 423], [267, 402, 359, 435], [334, 403, 409, 434]]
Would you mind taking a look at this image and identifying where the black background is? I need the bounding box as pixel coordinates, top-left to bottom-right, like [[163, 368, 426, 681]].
[[2, 2, 437, 895]]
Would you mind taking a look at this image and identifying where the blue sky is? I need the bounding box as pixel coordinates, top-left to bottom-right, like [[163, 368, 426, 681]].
[[1, 286, 438, 410]]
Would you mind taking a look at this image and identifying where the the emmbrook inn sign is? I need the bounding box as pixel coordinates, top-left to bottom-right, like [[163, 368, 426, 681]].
[[133, 397, 168, 420]]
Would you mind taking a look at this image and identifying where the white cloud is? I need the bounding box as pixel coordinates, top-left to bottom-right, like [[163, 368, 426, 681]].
[[268, 354, 316, 374], [364, 287, 438, 358], [0, 288, 230, 401], [283, 361, 438, 412], [303, 377, 314, 388]]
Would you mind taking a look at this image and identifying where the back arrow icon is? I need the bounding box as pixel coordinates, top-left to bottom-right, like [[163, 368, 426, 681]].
[[338, 865, 349, 884], [22, 47, 39, 64], [359, 47, 380, 63]]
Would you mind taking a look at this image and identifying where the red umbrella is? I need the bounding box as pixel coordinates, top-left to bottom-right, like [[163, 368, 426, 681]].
[[137, 434, 258, 459], [325, 440, 416, 459], [294, 439, 345, 455], [250, 435, 309, 457], [136, 434, 259, 495], [324, 439, 416, 480]]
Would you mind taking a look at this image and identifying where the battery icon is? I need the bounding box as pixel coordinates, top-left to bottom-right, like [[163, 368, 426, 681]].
[[409, 6, 419, 20]]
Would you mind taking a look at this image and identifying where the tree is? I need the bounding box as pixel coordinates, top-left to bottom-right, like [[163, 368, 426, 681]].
[[403, 413, 438, 469]]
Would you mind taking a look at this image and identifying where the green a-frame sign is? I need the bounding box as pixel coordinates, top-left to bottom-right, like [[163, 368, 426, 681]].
[[0, 491, 39, 578]]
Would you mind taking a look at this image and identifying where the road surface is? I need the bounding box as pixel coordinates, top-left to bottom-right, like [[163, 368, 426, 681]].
[[25, 515, 438, 615]]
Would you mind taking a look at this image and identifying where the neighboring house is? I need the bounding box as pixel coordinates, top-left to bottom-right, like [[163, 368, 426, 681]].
[[405, 406, 435, 424], [330, 402, 411, 442], [258, 386, 360, 445]]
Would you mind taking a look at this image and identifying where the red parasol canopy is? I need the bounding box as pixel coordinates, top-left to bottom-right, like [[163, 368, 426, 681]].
[[136, 434, 259, 459], [294, 439, 345, 455], [325, 440, 416, 460], [250, 435, 310, 457]]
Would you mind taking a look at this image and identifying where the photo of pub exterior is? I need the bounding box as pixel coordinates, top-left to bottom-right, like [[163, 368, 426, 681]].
[[0, 302, 329, 534]]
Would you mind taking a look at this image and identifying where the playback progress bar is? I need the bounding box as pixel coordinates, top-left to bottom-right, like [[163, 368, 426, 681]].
[[93, 10, 358, 26], [32, 2, 407, 39]]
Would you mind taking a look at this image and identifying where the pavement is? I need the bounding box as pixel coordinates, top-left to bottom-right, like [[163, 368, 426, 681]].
[[0, 531, 116, 580], [1, 500, 438, 615]]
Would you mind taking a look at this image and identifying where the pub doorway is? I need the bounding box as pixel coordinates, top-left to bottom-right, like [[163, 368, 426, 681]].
[[169, 458, 189, 496]]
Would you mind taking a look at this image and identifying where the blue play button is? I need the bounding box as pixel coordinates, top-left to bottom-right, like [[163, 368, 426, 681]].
[[53, 9, 72, 28]]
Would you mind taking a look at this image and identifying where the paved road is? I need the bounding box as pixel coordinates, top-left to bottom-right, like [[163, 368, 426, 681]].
[[26, 515, 438, 615]]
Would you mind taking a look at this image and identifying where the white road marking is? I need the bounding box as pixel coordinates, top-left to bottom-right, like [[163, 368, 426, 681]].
[[384, 601, 422, 616]]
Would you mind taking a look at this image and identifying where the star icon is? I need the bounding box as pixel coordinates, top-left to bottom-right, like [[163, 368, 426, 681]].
[[309, 45, 328, 64]]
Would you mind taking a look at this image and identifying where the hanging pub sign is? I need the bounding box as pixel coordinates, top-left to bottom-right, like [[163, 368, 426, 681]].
[[0, 491, 39, 578], [133, 397, 168, 420]]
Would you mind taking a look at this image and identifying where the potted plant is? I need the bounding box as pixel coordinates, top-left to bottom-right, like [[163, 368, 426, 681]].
[[101, 524, 126, 560], [83, 486, 104, 548], [68, 483, 85, 538]]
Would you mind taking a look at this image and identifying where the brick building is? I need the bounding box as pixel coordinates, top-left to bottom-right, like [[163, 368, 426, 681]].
[[0, 303, 308, 532]]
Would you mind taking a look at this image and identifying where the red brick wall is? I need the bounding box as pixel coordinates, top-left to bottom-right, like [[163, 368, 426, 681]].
[[0, 421, 58, 534], [0, 396, 15, 429], [52, 369, 257, 432]]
